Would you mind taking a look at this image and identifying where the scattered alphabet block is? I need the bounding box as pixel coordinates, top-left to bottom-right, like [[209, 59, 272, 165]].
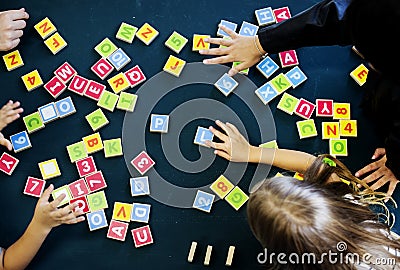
[[273, 6, 291, 23], [255, 82, 279, 105], [54, 62, 77, 83], [0, 153, 19, 175], [136, 23, 159, 45], [51, 185, 72, 206], [44, 76, 67, 98], [84, 80, 106, 101], [107, 219, 129, 241], [107, 72, 130, 94], [2, 50, 24, 71], [210, 175, 234, 199], [294, 98, 316, 119], [285, 66, 307, 88], [124, 65, 146, 88], [70, 196, 90, 214], [94, 38, 118, 58], [269, 73, 291, 93], [87, 190, 108, 211], [194, 126, 214, 147], [255, 7, 276, 26], [116, 22, 138, 43], [23, 176, 45, 197], [34, 17, 57, 39], [85, 108, 109, 131], [217, 20, 238, 37], [131, 151, 155, 175], [112, 202, 133, 222], [85, 171, 107, 193], [130, 176, 150, 196], [97, 91, 119, 112], [68, 75, 89, 95], [38, 158, 61, 180], [131, 225, 154, 248], [87, 209, 108, 231], [66, 141, 88, 163], [165, 31, 188, 53], [44, 32, 67, 54], [107, 48, 131, 71], [10, 131, 31, 153], [277, 92, 299, 115], [296, 119, 318, 139], [322, 122, 340, 140], [316, 99, 334, 117], [82, 132, 104, 154], [259, 139, 279, 149], [21, 69, 43, 91], [333, 102, 351, 120], [293, 172, 304, 180], [192, 190, 215, 213], [150, 114, 169, 133], [103, 138, 123, 158], [278, 50, 298, 68], [225, 186, 249, 211], [68, 178, 89, 198], [131, 203, 151, 223], [91, 58, 114, 80], [329, 138, 348, 156], [350, 63, 369, 86], [238, 21, 259, 36], [55, 96, 76, 117], [339, 119, 357, 137], [116, 92, 138, 112], [214, 73, 239, 96], [38, 102, 58, 123], [163, 55, 186, 77], [192, 34, 210, 51], [76, 156, 97, 177], [23, 112, 45, 133], [256, 56, 279, 79]]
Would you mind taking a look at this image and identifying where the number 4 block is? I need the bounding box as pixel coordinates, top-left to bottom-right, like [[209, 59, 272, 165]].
[[214, 73, 239, 96], [21, 69, 43, 91]]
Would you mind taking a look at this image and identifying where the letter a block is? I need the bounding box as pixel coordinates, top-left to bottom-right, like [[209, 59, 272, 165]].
[[136, 23, 159, 45], [225, 186, 249, 211], [296, 119, 318, 139], [21, 69, 43, 91], [130, 176, 150, 196], [87, 209, 108, 231], [131, 151, 155, 175], [3, 50, 24, 71], [0, 153, 19, 175], [273, 6, 292, 23], [278, 50, 298, 68], [107, 220, 129, 241], [112, 202, 133, 222], [23, 112, 45, 133], [23, 176, 45, 197], [94, 38, 117, 58], [150, 114, 169, 133], [131, 225, 154, 248], [194, 126, 214, 147], [131, 203, 151, 223], [34, 17, 57, 39], [163, 55, 186, 77], [103, 138, 123, 158], [82, 132, 104, 154], [350, 63, 369, 86], [44, 32, 67, 55], [116, 22, 138, 43], [329, 139, 348, 156]]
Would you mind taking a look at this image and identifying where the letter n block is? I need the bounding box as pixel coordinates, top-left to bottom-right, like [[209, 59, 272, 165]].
[[322, 122, 340, 139]]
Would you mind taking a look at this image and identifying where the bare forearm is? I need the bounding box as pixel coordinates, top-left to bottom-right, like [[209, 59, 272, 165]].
[[249, 146, 316, 174], [3, 220, 51, 270]]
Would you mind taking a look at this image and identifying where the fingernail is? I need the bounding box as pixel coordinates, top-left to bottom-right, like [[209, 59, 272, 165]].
[[371, 155, 376, 159], [214, 150, 218, 154], [199, 50, 204, 54], [355, 173, 359, 177], [204, 38, 209, 42], [203, 59, 209, 64]]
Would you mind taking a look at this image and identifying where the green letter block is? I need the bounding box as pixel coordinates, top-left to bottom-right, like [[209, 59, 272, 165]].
[[329, 138, 348, 156], [94, 38, 117, 58], [85, 108, 109, 131], [104, 138, 123, 158], [165, 31, 188, 53], [116, 92, 138, 112], [296, 119, 317, 139], [225, 186, 249, 211], [87, 190, 108, 211], [116, 22, 138, 43], [23, 111, 44, 133], [270, 73, 292, 93], [66, 141, 88, 163], [97, 90, 119, 112], [277, 92, 299, 115]]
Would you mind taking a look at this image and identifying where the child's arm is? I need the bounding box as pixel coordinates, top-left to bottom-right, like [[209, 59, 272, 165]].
[[0, 184, 84, 270], [0, 100, 24, 151], [206, 120, 315, 174]]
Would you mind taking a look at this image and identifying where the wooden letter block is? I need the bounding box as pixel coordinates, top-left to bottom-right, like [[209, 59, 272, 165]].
[[322, 122, 340, 139], [55, 96, 76, 117], [44, 76, 67, 98], [76, 156, 97, 178], [0, 153, 19, 175], [23, 112, 45, 133], [256, 56, 279, 79], [10, 131, 31, 153], [163, 55, 186, 77], [329, 138, 348, 156], [192, 190, 215, 213], [84, 80, 106, 101], [194, 126, 214, 147], [44, 32, 67, 54], [136, 23, 159, 45], [294, 98, 316, 119], [165, 31, 188, 53], [94, 38, 117, 58], [38, 103, 58, 123], [131, 203, 151, 223], [210, 175, 234, 199], [34, 17, 57, 39], [124, 65, 146, 88], [91, 58, 114, 80], [38, 158, 61, 180], [2, 50, 24, 71], [316, 99, 334, 117], [278, 50, 298, 68], [97, 90, 119, 112], [130, 176, 150, 196], [217, 20, 238, 37], [273, 6, 292, 23], [107, 220, 129, 241], [87, 190, 108, 211], [350, 63, 369, 86], [150, 114, 169, 133], [70, 196, 90, 214], [225, 186, 249, 211], [82, 132, 104, 154], [131, 225, 154, 248], [116, 22, 138, 43], [296, 119, 318, 139], [214, 73, 239, 96], [85, 171, 107, 193], [116, 92, 138, 112], [270, 73, 291, 93], [54, 61, 77, 83], [23, 176, 45, 197], [131, 151, 155, 175], [68, 178, 89, 198], [333, 102, 351, 120], [255, 7, 276, 26], [112, 202, 133, 222], [21, 69, 43, 91], [87, 209, 108, 231], [339, 119, 357, 137], [66, 141, 88, 163], [192, 34, 210, 51], [103, 138, 123, 158], [85, 108, 109, 131], [277, 92, 299, 115], [285, 66, 307, 88], [68, 75, 89, 95], [107, 48, 131, 71], [238, 21, 259, 36], [51, 185, 72, 206], [107, 72, 130, 94], [255, 81, 279, 105]]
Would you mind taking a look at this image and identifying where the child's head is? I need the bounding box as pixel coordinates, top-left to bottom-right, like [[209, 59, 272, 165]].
[[247, 177, 400, 269], [345, 0, 400, 76]]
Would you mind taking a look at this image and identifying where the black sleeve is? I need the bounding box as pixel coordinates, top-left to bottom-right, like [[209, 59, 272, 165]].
[[385, 132, 400, 179], [258, 0, 353, 54]]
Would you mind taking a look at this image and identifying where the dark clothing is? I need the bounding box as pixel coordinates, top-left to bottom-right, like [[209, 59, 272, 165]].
[[257, 0, 400, 179]]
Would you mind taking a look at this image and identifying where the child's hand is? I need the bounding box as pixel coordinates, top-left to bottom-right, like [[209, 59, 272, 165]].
[[0, 100, 23, 131], [0, 8, 29, 51], [206, 120, 256, 162], [31, 184, 85, 234], [0, 132, 12, 151]]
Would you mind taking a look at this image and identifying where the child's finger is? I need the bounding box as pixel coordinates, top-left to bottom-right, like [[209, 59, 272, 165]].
[[214, 149, 231, 161], [39, 184, 54, 203], [209, 126, 228, 142], [0, 138, 13, 151], [215, 120, 229, 135], [218, 24, 237, 39], [49, 193, 66, 209]]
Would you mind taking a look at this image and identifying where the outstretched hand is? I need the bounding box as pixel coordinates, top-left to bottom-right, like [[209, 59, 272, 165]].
[[199, 25, 264, 76], [0, 8, 29, 51], [0, 100, 23, 150], [355, 148, 399, 199]]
